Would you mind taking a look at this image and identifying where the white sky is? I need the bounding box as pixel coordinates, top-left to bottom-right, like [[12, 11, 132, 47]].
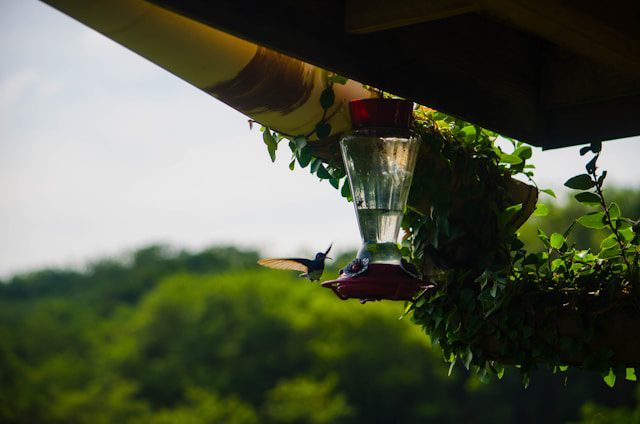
[[1, 0, 639, 276]]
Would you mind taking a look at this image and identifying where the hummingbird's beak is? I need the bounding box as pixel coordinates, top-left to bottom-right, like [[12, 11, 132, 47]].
[[326, 256, 332, 260], [325, 243, 333, 256]]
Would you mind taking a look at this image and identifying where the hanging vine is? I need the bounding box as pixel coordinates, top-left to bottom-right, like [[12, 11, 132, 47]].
[[255, 80, 640, 387], [404, 109, 639, 387]]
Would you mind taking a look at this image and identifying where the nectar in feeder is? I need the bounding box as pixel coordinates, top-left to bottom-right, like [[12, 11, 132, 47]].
[[323, 99, 430, 302]]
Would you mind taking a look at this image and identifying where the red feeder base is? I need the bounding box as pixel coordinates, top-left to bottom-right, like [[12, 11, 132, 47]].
[[322, 263, 426, 303]]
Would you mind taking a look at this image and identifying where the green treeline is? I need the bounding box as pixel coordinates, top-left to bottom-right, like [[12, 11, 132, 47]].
[[1, 188, 640, 423]]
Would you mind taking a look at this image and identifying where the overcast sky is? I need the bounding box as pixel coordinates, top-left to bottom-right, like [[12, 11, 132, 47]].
[[1, 0, 639, 276]]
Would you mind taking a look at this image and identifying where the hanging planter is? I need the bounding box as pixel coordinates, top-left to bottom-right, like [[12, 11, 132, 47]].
[[322, 99, 432, 302]]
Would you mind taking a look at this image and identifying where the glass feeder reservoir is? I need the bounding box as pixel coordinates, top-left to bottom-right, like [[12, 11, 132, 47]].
[[323, 99, 428, 302], [342, 126, 419, 264]]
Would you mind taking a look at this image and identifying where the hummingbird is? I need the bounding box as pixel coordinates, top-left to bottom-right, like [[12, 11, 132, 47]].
[[257, 244, 332, 281]]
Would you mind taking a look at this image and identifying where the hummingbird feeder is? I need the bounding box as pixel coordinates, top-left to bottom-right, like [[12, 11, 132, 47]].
[[322, 99, 429, 302]]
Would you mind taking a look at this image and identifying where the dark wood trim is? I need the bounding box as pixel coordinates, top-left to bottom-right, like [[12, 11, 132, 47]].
[[345, 0, 478, 33], [479, 0, 640, 76]]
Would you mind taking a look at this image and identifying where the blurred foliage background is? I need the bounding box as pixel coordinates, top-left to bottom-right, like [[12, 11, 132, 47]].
[[1, 187, 640, 424]]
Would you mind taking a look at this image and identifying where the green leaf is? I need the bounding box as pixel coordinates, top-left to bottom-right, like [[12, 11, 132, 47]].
[[620, 227, 635, 241], [600, 234, 618, 250], [459, 126, 476, 143], [288, 159, 295, 170], [609, 202, 621, 220], [328, 166, 346, 179], [319, 87, 335, 109], [564, 174, 594, 190], [598, 171, 607, 186], [316, 165, 332, 180], [617, 219, 633, 230], [514, 145, 532, 160], [262, 129, 275, 144], [268, 145, 277, 162], [585, 156, 598, 174], [433, 314, 443, 329], [490, 281, 499, 297], [626, 368, 637, 381], [501, 203, 523, 225], [310, 158, 322, 173], [533, 203, 549, 217], [577, 212, 606, 229], [435, 119, 451, 131], [495, 364, 505, 380], [477, 368, 491, 384], [550, 233, 565, 249], [538, 229, 550, 248], [329, 74, 349, 85], [294, 136, 307, 151], [522, 373, 530, 389], [341, 179, 352, 200], [599, 246, 621, 259], [297, 146, 312, 168], [500, 154, 523, 165], [551, 258, 565, 271], [523, 253, 540, 266], [328, 178, 340, 189], [511, 237, 524, 250], [574, 192, 601, 206], [579, 145, 591, 156], [477, 289, 494, 301], [603, 368, 616, 387], [315, 122, 331, 138], [540, 188, 556, 198], [263, 129, 278, 162], [462, 348, 473, 370]]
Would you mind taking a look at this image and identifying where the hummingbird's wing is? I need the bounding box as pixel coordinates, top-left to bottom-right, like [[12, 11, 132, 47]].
[[257, 258, 312, 272]]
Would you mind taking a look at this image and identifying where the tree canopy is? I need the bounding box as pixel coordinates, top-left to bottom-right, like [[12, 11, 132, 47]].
[[2, 202, 640, 422]]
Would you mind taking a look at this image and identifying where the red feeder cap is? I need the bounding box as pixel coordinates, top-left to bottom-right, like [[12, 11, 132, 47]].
[[349, 98, 414, 129]]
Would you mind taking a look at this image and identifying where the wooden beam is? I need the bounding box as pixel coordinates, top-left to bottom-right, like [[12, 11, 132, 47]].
[[478, 0, 640, 76], [149, 0, 640, 148], [345, 0, 479, 34]]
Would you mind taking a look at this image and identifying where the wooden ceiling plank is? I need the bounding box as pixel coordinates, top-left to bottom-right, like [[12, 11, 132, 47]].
[[150, 0, 640, 148], [150, 1, 540, 144], [345, 0, 479, 34], [541, 48, 640, 109], [478, 0, 640, 76], [546, 93, 640, 148]]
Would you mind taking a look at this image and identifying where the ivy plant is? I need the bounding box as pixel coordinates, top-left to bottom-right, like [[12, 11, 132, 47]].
[[404, 115, 639, 387], [258, 72, 352, 200], [256, 80, 640, 387]]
